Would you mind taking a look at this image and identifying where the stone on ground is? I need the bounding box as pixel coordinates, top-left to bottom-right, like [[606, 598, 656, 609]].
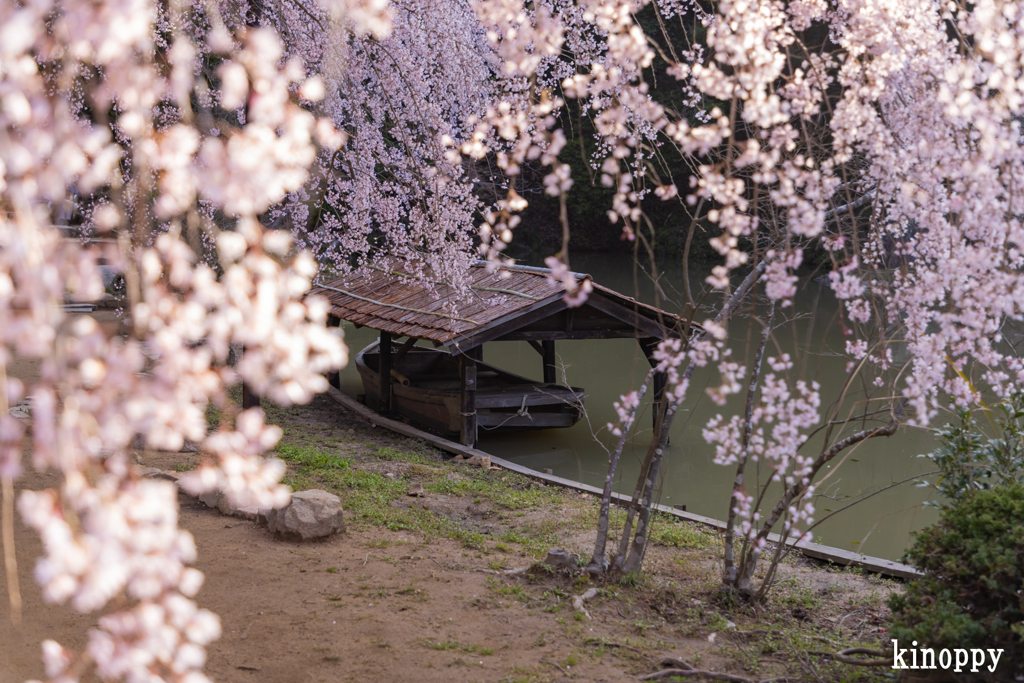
[[140, 467, 180, 482], [196, 489, 261, 521], [544, 549, 578, 571], [263, 489, 345, 540], [198, 490, 223, 509]]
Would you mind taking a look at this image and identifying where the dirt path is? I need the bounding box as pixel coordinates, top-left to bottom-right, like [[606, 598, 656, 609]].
[[1, 477, 692, 683]]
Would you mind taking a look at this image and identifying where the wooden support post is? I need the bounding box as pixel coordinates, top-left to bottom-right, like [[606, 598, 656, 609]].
[[392, 336, 418, 367], [241, 382, 261, 410], [542, 340, 556, 384], [460, 353, 477, 447], [653, 371, 667, 431], [378, 331, 392, 414], [327, 316, 342, 389], [639, 337, 668, 432]]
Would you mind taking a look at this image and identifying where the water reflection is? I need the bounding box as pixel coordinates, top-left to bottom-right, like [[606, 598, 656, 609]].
[[335, 254, 939, 560]]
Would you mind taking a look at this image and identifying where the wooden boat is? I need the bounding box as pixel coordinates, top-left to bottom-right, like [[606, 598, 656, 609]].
[[355, 340, 584, 438]]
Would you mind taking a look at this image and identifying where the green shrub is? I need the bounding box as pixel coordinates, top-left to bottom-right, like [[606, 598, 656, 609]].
[[923, 394, 1024, 506], [888, 484, 1024, 680]]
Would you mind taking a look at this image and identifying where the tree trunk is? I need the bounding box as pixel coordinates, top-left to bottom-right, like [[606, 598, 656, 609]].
[[590, 369, 654, 569], [723, 301, 774, 586], [620, 399, 674, 573], [606, 260, 769, 577]]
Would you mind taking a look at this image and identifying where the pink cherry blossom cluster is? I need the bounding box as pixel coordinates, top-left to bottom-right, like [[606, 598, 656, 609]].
[[472, 3, 1024, 562], [1, 0, 366, 679], [460, 0, 842, 310], [822, 0, 1024, 420], [607, 390, 641, 438], [543, 256, 592, 307], [704, 356, 823, 544], [603, 332, 728, 440], [257, 0, 489, 299]]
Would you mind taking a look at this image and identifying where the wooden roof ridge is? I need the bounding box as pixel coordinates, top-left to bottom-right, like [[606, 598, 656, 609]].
[[310, 260, 698, 351], [364, 263, 544, 302], [310, 281, 483, 326], [475, 262, 683, 323]]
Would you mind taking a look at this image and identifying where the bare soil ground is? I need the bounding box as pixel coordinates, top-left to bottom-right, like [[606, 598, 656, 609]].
[[2, 357, 897, 683]]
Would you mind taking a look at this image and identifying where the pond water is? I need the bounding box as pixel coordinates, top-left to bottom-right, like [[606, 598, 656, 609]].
[[335, 254, 939, 561]]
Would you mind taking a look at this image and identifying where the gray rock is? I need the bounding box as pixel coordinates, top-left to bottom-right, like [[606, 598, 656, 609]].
[[263, 489, 345, 540], [196, 489, 260, 520], [217, 496, 260, 521], [544, 549, 578, 571], [198, 490, 223, 508], [140, 467, 180, 482], [9, 400, 31, 419], [130, 434, 199, 453]]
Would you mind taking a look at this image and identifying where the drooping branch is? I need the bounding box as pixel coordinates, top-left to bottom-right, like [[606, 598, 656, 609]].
[[755, 420, 900, 548]]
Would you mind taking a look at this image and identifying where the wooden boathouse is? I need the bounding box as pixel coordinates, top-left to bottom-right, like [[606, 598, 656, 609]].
[[311, 262, 693, 448]]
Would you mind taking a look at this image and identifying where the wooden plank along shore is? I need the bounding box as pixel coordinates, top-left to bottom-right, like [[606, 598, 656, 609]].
[[326, 386, 921, 580]]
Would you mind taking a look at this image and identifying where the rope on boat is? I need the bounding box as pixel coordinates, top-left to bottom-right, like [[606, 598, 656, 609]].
[[480, 395, 533, 431]]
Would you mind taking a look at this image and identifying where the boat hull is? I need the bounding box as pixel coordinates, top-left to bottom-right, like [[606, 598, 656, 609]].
[[355, 341, 583, 438]]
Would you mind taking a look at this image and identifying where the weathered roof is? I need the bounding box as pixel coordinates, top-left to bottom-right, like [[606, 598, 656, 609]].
[[310, 261, 694, 353]]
